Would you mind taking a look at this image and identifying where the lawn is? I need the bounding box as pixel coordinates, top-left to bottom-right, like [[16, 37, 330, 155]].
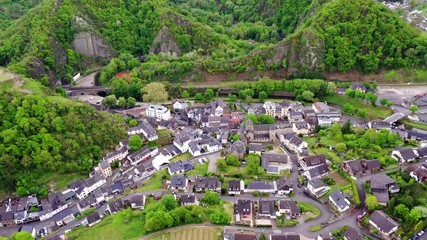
[[170, 152, 192, 163], [146, 227, 223, 240], [298, 202, 321, 222], [137, 169, 169, 191], [311, 147, 343, 164], [36, 172, 86, 192], [323, 95, 392, 120], [67, 209, 144, 240], [202, 201, 233, 219], [187, 163, 208, 176], [404, 120, 427, 131]]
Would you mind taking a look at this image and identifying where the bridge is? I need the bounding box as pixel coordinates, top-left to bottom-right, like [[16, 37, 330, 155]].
[[64, 86, 111, 97], [384, 112, 406, 124]]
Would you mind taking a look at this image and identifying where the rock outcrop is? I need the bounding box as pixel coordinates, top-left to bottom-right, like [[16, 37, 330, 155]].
[[149, 26, 182, 56], [71, 31, 112, 58]]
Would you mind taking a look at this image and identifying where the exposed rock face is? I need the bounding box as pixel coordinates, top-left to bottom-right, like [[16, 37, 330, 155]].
[[71, 31, 112, 58], [149, 26, 182, 56]]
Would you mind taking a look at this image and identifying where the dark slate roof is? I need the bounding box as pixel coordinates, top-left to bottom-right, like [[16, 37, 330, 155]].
[[48, 192, 66, 211], [170, 176, 187, 188], [108, 199, 124, 213], [285, 134, 304, 147], [344, 160, 363, 175], [258, 200, 275, 216], [180, 195, 196, 204], [343, 227, 363, 240], [363, 160, 381, 171], [230, 140, 246, 154], [20, 225, 34, 233], [279, 200, 300, 214], [350, 82, 366, 91], [86, 211, 101, 225], [276, 177, 292, 191], [234, 232, 257, 240], [129, 195, 144, 207], [253, 124, 274, 132], [248, 143, 268, 152], [271, 233, 301, 240], [408, 130, 427, 141], [308, 178, 325, 189], [68, 179, 84, 190], [417, 147, 427, 158], [303, 155, 326, 167], [369, 211, 399, 233], [78, 195, 96, 209], [370, 174, 397, 191], [307, 163, 329, 178], [396, 148, 417, 161], [168, 160, 194, 174], [234, 200, 253, 215], [53, 207, 75, 222], [0, 211, 14, 221], [247, 180, 274, 190], [195, 177, 220, 189], [329, 189, 349, 210], [228, 180, 241, 191]]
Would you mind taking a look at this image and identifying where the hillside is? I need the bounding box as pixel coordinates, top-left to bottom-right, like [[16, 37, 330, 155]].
[[0, 69, 127, 196], [0, 0, 426, 84]]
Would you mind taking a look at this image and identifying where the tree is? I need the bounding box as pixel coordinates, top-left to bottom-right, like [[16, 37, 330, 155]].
[[366, 194, 379, 210], [343, 103, 355, 115], [394, 204, 410, 218], [370, 94, 378, 106], [181, 90, 190, 98], [127, 97, 136, 108], [142, 82, 168, 103], [260, 233, 267, 240], [345, 89, 355, 98], [118, 97, 126, 108], [258, 91, 268, 102], [364, 92, 373, 103], [358, 109, 367, 118], [204, 89, 215, 101], [380, 98, 388, 106], [226, 154, 240, 166], [195, 93, 204, 101], [257, 114, 275, 124], [409, 105, 419, 114], [244, 113, 259, 125], [129, 135, 143, 151], [202, 191, 221, 205], [354, 90, 364, 100], [336, 143, 347, 153], [246, 154, 263, 175], [129, 119, 138, 127], [302, 90, 314, 102], [102, 95, 117, 108], [217, 159, 227, 172], [160, 194, 178, 211], [341, 121, 352, 134], [407, 209, 421, 226], [210, 210, 231, 224]]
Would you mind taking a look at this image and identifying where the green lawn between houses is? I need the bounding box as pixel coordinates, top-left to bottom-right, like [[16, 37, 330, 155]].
[[145, 227, 223, 240]]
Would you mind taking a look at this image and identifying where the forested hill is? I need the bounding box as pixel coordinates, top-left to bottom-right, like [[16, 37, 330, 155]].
[[0, 0, 426, 84]]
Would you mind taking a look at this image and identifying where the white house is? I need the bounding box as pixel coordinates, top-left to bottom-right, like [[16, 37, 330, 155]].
[[38, 193, 69, 221], [146, 105, 171, 120], [391, 148, 418, 163], [307, 179, 329, 198], [75, 173, 106, 200], [173, 135, 192, 153], [173, 100, 188, 110], [369, 211, 399, 236], [329, 189, 350, 213], [188, 136, 222, 157], [228, 180, 244, 195], [127, 146, 159, 166], [280, 134, 308, 154]]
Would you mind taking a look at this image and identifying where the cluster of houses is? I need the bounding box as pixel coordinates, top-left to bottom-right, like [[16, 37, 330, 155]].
[[233, 199, 300, 227]]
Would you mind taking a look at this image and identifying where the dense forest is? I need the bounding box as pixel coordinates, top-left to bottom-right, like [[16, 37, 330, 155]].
[[0, 0, 41, 30], [0, 0, 425, 85], [0, 90, 127, 196]]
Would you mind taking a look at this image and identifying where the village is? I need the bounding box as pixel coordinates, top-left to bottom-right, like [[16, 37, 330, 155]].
[[2, 82, 427, 240]]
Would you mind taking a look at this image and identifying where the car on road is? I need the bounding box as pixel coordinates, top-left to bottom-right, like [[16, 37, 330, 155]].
[[418, 231, 425, 237]]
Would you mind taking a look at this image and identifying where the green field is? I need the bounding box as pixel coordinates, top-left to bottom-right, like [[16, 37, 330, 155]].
[[169, 152, 192, 163], [146, 227, 223, 240], [323, 95, 392, 120], [298, 202, 321, 222], [137, 169, 169, 191], [404, 120, 427, 131], [67, 209, 144, 240]]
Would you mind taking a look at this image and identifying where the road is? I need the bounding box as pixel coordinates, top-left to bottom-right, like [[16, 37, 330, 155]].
[[74, 72, 97, 88]]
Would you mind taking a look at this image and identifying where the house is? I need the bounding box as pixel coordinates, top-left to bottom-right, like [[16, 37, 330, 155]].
[[276, 177, 293, 195], [234, 200, 254, 227], [127, 146, 159, 166], [288, 110, 304, 123], [270, 233, 301, 240], [292, 121, 311, 135], [227, 232, 257, 240], [52, 207, 76, 227], [179, 195, 199, 206], [307, 179, 329, 198], [264, 102, 282, 118], [280, 134, 307, 154], [391, 148, 418, 163], [329, 189, 350, 213], [20, 225, 36, 238], [0, 212, 15, 227], [248, 143, 268, 155], [167, 159, 194, 175], [300, 155, 326, 171], [39, 193, 68, 221], [75, 173, 106, 199], [188, 136, 222, 157], [94, 159, 112, 178], [261, 153, 291, 174], [370, 174, 400, 193], [304, 163, 329, 180], [103, 144, 129, 164], [278, 200, 300, 219], [408, 164, 427, 182], [407, 130, 427, 143], [342, 160, 364, 176], [229, 140, 246, 159], [350, 82, 366, 93], [317, 233, 335, 240], [312, 102, 341, 126], [146, 105, 171, 120], [245, 124, 275, 143], [245, 180, 276, 194], [85, 211, 101, 227], [173, 100, 188, 110], [369, 211, 399, 236], [92, 188, 105, 204], [228, 180, 244, 195], [107, 199, 124, 215], [361, 160, 381, 173], [111, 181, 125, 194], [77, 195, 96, 213], [257, 200, 276, 224], [343, 227, 363, 240], [417, 147, 427, 158], [140, 121, 159, 141], [128, 195, 145, 209], [170, 176, 188, 190], [368, 120, 391, 130], [194, 177, 221, 192]]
